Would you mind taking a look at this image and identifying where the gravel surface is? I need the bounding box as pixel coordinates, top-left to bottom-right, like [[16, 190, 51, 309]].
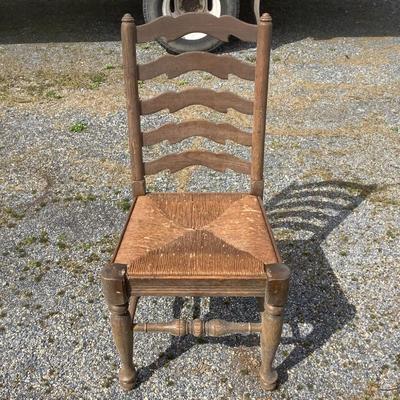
[[0, 0, 399, 399]]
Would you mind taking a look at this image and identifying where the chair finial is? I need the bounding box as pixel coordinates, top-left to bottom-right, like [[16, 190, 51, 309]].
[[260, 13, 272, 23], [122, 13, 134, 23]]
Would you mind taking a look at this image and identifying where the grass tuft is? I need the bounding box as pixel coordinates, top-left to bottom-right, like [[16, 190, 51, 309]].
[[117, 198, 131, 212], [89, 72, 106, 89], [69, 121, 88, 133], [45, 90, 62, 99]]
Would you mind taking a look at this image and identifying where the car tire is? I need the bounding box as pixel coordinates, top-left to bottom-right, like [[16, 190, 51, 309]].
[[142, 0, 240, 53]]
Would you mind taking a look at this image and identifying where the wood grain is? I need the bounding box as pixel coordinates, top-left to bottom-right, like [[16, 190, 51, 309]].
[[144, 151, 251, 175], [101, 263, 136, 390], [260, 262, 290, 390], [143, 120, 252, 146], [128, 277, 266, 297], [121, 14, 145, 195], [138, 52, 255, 81], [140, 88, 254, 115], [136, 13, 258, 43], [133, 319, 262, 336], [251, 14, 272, 196]]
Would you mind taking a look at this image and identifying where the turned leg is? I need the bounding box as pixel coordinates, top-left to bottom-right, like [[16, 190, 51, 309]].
[[128, 296, 140, 321], [260, 263, 290, 390], [101, 263, 136, 390]]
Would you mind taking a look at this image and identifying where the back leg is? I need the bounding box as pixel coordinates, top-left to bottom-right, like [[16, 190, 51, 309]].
[[259, 263, 290, 390]]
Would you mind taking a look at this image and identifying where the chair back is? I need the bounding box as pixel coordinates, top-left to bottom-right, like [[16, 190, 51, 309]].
[[121, 12, 272, 197]]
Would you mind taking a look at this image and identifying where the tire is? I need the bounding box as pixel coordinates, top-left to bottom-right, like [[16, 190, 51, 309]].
[[143, 0, 240, 53]]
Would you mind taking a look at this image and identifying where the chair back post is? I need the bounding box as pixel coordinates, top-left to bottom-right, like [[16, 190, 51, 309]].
[[121, 14, 146, 196], [251, 13, 272, 198]]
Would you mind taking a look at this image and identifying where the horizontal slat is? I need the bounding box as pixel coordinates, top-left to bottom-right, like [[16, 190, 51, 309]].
[[128, 277, 266, 297], [137, 13, 258, 43], [132, 319, 262, 336], [144, 150, 251, 175], [143, 120, 252, 146], [138, 52, 255, 81], [140, 88, 253, 115]]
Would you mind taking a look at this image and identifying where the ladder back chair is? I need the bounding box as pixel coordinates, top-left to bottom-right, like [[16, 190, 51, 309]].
[[101, 12, 290, 391]]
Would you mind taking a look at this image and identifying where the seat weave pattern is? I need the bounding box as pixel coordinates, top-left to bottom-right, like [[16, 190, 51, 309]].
[[114, 193, 278, 278]]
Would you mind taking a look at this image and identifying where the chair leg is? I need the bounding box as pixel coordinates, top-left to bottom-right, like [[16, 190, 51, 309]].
[[259, 263, 290, 390], [101, 263, 136, 390], [256, 297, 265, 312]]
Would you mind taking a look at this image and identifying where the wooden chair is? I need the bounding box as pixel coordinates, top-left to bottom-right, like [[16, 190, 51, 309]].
[[101, 12, 290, 391]]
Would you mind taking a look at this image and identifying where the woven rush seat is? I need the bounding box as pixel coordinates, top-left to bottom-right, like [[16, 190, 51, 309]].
[[114, 193, 279, 278]]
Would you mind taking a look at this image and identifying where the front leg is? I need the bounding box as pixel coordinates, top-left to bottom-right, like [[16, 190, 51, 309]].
[[101, 263, 136, 390], [259, 263, 290, 390]]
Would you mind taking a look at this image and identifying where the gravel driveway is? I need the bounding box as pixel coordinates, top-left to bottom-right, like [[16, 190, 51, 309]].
[[0, 0, 399, 399]]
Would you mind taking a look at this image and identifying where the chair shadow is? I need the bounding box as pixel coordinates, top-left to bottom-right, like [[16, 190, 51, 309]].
[[135, 180, 376, 387]]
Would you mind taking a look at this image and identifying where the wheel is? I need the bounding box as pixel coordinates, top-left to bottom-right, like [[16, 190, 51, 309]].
[[143, 0, 240, 53]]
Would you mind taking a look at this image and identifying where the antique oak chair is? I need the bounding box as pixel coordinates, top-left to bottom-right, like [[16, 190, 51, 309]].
[[101, 12, 290, 391]]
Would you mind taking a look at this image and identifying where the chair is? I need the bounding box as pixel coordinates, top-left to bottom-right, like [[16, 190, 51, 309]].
[[101, 12, 290, 391]]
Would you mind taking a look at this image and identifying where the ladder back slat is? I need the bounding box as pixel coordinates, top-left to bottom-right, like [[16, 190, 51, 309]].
[[138, 52, 255, 81], [136, 13, 258, 43], [143, 120, 252, 146], [121, 13, 273, 196], [140, 88, 254, 115], [144, 151, 251, 175]]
